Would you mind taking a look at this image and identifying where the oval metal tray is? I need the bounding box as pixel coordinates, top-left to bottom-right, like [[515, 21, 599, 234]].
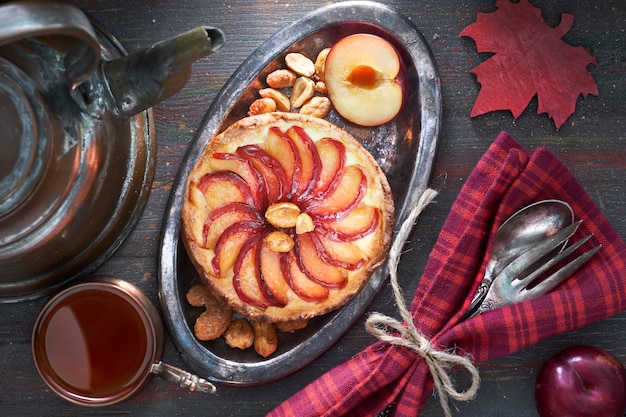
[[158, 0, 441, 385]]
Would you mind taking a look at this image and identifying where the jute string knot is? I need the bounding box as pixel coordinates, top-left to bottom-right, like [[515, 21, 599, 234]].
[[365, 188, 480, 417]]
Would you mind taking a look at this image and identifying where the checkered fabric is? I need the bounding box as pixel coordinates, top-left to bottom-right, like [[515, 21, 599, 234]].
[[268, 131, 626, 417]]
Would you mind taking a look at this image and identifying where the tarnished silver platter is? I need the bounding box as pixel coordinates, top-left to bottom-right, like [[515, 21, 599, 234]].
[[158, 0, 440, 385]]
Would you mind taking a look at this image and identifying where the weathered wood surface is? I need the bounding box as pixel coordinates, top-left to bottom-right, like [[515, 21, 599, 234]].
[[0, 1, 624, 416]]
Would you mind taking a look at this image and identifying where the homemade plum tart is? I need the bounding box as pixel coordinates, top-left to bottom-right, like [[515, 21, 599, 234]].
[[159, 0, 440, 384], [181, 112, 394, 323]]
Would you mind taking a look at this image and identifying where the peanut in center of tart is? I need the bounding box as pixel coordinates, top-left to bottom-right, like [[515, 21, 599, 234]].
[[264, 202, 315, 236], [263, 230, 294, 253], [265, 202, 300, 228]]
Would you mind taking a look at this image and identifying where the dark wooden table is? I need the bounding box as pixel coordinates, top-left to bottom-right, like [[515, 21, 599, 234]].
[[1, 1, 625, 416]]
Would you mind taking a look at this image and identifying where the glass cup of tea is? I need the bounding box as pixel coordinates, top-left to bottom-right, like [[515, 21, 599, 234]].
[[32, 276, 215, 406]]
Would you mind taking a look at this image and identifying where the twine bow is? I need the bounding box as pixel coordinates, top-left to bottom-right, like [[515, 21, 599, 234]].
[[365, 188, 481, 417]]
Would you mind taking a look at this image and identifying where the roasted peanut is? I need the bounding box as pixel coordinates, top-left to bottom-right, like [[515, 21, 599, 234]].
[[259, 88, 291, 112], [299, 96, 331, 119], [275, 319, 309, 333], [264, 230, 295, 253], [265, 202, 301, 228], [186, 284, 232, 341], [223, 318, 254, 350], [295, 212, 315, 234], [248, 97, 276, 115], [315, 81, 328, 95], [266, 69, 297, 88], [253, 321, 278, 358], [285, 52, 315, 77], [314, 48, 330, 81], [290, 77, 316, 108]]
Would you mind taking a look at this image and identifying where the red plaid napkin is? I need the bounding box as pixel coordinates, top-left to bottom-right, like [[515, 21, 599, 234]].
[[268, 131, 626, 417]]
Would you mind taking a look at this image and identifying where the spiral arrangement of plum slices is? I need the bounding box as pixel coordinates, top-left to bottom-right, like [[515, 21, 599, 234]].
[[195, 124, 382, 309]]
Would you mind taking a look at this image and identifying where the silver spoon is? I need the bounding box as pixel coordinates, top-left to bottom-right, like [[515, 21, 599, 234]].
[[461, 200, 574, 320]]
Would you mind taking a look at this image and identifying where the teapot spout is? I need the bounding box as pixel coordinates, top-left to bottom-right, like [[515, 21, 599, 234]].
[[103, 26, 224, 118]]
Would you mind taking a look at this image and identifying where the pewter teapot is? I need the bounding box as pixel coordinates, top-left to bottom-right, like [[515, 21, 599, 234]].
[[0, 1, 224, 301]]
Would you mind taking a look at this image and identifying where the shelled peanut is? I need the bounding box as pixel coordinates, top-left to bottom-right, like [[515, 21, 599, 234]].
[[186, 284, 309, 358], [248, 49, 332, 119]]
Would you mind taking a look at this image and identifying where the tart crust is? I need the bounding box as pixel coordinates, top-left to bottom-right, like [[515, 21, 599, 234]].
[[181, 112, 394, 322]]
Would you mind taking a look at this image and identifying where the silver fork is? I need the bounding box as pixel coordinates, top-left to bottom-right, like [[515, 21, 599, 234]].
[[465, 220, 602, 319]]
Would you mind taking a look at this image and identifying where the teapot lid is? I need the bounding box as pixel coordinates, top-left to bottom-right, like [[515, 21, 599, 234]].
[[0, 19, 155, 302], [0, 57, 49, 216]]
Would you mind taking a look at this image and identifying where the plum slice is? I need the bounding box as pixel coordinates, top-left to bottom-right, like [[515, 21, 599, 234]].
[[296, 232, 347, 289], [236, 144, 290, 204], [202, 202, 263, 248], [283, 251, 328, 302], [286, 126, 322, 201], [233, 234, 283, 309], [311, 231, 366, 270], [308, 165, 367, 221], [310, 137, 346, 199], [212, 220, 265, 276], [265, 126, 300, 199], [208, 153, 266, 209], [259, 238, 291, 306], [196, 171, 256, 209], [316, 205, 380, 241]]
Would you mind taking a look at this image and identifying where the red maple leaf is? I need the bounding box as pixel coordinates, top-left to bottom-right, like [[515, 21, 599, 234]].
[[460, 0, 598, 130]]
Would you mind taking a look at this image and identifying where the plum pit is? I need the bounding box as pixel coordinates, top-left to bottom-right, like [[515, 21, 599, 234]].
[[347, 65, 379, 89]]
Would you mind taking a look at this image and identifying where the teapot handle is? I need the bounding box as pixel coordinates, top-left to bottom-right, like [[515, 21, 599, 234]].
[[0, 1, 101, 113]]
